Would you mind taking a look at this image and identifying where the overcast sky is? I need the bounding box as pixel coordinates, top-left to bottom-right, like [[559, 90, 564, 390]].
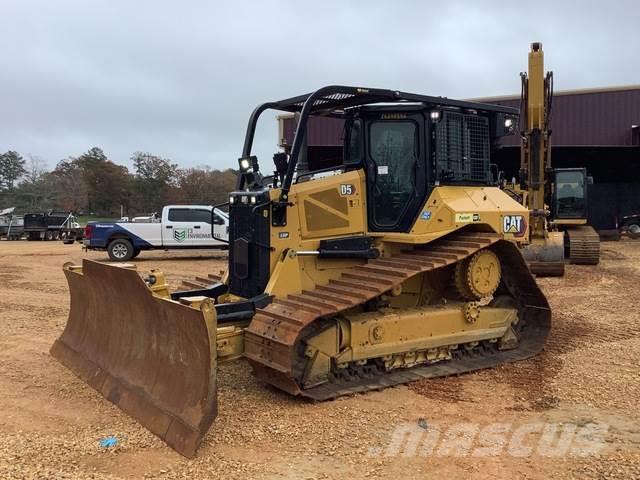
[[2, 0, 639, 172]]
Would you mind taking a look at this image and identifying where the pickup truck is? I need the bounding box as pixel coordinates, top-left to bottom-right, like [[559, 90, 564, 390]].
[[84, 205, 229, 261]]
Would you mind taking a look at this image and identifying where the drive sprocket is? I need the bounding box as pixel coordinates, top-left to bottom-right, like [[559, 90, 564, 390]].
[[455, 249, 501, 300]]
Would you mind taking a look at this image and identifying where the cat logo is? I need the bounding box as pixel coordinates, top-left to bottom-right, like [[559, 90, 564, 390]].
[[174, 228, 187, 243], [503, 215, 526, 237]]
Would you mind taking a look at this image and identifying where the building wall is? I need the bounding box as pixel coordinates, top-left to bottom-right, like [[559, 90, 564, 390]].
[[280, 86, 640, 148], [485, 86, 640, 147]]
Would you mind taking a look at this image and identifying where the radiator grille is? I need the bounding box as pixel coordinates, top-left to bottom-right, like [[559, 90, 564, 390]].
[[435, 112, 490, 183]]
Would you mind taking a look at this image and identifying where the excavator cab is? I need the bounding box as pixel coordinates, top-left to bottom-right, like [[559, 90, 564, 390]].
[[549, 167, 600, 264], [551, 167, 590, 221]]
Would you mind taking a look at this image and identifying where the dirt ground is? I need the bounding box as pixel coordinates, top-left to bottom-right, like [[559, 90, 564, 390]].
[[1, 240, 639, 479]]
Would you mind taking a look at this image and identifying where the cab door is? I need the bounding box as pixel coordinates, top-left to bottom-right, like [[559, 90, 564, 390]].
[[364, 113, 427, 232], [190, 208, 217, 247], [211, 210, 228, 246], [163, 207, 198, 246]]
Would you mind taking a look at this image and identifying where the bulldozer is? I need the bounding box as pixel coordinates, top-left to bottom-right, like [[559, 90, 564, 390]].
[[510, 42, 600, 276], [51, 85, 551, 457]]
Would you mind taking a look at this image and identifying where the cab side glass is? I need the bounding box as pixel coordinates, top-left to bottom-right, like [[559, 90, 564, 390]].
[[344, 119, 363, 166]]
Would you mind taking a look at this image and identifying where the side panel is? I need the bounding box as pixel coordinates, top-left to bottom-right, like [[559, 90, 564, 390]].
[[295, 170, 366, 240], [88, 223, 158, 249], [122, 223, 163, 247], [380, 186, 530, 245]]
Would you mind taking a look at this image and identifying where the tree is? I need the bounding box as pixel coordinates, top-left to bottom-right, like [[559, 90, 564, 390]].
[[131, 152, 178, 212], [75, 147, 132, 215], [52, 158, 88, 212], [173, 167, 237, 206], [0, 150, 26, 190], [15, 158, 57, 212]]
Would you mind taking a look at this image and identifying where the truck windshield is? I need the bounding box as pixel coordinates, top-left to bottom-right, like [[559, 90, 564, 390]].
[[555, 171, 586, 218]]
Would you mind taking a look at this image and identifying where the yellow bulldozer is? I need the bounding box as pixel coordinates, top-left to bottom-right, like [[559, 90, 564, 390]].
[[509, 42, 600, 276], [51, 86, 551, 457]]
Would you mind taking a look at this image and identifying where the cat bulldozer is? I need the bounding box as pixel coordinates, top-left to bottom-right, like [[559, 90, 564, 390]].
[[513, 42, 600, 276], [51, 86, 551, 457]]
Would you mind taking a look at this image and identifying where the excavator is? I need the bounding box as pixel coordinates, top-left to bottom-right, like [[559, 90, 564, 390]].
[[510, 42, 600, 276], [51, 85, 551, 457]]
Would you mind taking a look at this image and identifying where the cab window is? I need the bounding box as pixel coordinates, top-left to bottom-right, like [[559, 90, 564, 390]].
[[345, 119, 363, 166], [168, 209, 211, 223], [368, 121, 418, 227], [555, 171, 586, 218]]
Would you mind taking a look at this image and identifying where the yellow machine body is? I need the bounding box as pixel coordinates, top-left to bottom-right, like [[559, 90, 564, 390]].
[[51, 86, 551, 458], [263, 170, 530, 297]]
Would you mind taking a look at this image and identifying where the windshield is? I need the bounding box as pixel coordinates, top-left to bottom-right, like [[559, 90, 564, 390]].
[[555, 171, 586, 218]]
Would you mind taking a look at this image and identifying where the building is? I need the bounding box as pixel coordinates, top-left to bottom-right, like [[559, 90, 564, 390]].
[[278, 85, 640, 231]]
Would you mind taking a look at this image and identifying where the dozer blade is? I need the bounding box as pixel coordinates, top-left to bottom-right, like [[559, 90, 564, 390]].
[[521, 231, 565, 277], [50, 260, 217, 457]]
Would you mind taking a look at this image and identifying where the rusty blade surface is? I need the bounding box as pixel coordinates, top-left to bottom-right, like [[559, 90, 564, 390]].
[[50, 259, 217, 457]]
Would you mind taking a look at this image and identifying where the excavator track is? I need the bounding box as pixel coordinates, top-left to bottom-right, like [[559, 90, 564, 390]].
[[244, 232, 551, 399], [567, 225, 600, 265]]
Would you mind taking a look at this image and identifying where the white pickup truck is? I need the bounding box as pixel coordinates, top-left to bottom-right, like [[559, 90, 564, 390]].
[[84, 205, 229, 261]]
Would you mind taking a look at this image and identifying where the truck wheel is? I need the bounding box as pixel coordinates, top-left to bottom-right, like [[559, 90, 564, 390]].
[[45, 230, 54, 241], [629, 223, 640, 240], [108, 239, 134, 262]]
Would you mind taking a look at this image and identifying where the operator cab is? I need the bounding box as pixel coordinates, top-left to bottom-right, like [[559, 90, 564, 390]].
[[551, 167, 591, 220], [229, 86, 518, 298], [233, 86, 517, 230], [343, 105, 509, 231]]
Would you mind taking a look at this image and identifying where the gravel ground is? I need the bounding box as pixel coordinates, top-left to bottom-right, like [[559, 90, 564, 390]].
[[0, 240, 639, 479]]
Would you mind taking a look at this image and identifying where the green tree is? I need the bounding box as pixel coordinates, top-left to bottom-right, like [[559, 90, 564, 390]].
[[0, 150, 26, 189], [131, 152, 177, 212], [75, 147, 132, 215]]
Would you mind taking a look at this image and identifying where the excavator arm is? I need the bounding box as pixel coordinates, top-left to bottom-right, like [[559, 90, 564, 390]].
[[519, 42, 565, 276]]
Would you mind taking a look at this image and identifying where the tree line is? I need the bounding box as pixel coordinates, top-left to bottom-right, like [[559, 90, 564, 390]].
[[0, 148, 237, 216]]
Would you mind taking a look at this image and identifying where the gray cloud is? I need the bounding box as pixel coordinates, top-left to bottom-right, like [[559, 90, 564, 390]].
[[2, 0, 638, 171]]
